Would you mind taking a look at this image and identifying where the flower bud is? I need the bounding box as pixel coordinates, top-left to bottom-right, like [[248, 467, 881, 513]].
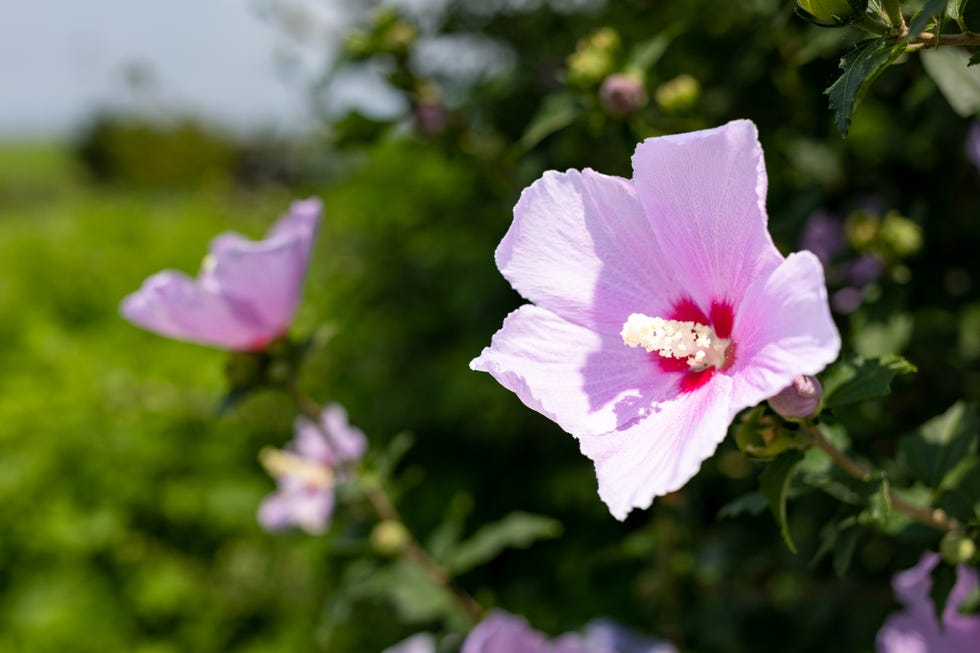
[[767, 375, 822, 420], [371, 520, 411, 556], [599, 74, 647, 117], [654, 74, 700, 114], [940, 531, 977, 565], [796, 0, 860, 22], [566, 28, 620, 88]]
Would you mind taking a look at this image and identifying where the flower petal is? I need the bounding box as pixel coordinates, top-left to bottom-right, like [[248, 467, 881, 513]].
[[204, 199, 321, 336], [462, 611, 549, 653], [727, 251, 841, 410], [294, 403, 368, 464], [120, 270, 268, 349], [631, 120, 783, 306], [577, 375, 734, 520], [471, 305, 677, 437], [497, 169, 676, 333]]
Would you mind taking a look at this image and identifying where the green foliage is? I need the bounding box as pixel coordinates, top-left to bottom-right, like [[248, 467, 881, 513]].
[[760, 450, 806, 553], [898, 402, 979, 488], [443, 512, 563, 575], [826, 38, 905, 136], [821, 355, 916, 409], [907, 0, 949, 37]]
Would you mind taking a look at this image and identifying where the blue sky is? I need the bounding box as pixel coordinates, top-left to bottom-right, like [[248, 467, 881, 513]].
[[0, 0, 341, 136]]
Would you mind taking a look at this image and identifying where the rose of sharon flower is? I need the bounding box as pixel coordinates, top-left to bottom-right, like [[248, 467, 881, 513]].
[[121, 199, 321, 350], [258, 403, 366, 535], [462, 611, 677, 653], [877, 553, 980, 653], [471, 120, 840, 519]]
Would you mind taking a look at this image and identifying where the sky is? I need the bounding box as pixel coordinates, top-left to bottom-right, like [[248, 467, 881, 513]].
[[0, 0, 345, 137]]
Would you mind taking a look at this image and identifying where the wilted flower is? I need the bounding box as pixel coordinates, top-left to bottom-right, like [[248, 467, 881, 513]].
[[121, 199, 321, 350], [462, 611, 677, 653], [876, 553, 980, 653], [471, 120, 840, 519], [258, 403, 366, 535]]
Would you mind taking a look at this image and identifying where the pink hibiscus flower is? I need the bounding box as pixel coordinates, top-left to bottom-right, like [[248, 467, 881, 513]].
[[471, 120, 840, 519], [121, 198, 321, 351], [876, 553, 980, 653], [258, 403, 367, 535]]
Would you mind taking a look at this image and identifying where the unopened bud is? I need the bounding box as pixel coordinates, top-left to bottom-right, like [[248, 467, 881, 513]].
[[768, 375, 822, 420], [797, 0, 860, 22], [940, 531, 977, 565], [654, 74, 700, 114], [371, 520, 411, 556], [600, 74, 647, 117]]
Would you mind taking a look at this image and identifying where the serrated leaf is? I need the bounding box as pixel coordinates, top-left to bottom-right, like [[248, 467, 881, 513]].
[[921, 46, 980, 115], [907, 0, 948, 37], [826, 38, 904, 136], [821, 354, 916, 409], [519, 93, 583, 151], [760, 450, 806, 553], [717, 491, 768, 520], [899, 402, 979, 488], [445, 511, 562, 574]]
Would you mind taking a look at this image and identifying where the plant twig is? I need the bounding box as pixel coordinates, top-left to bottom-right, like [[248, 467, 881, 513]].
[[906, 30, 980, 50], [801, 422, 963, 534]]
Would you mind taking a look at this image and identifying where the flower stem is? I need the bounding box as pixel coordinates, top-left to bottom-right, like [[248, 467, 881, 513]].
[[906, 30, 980, 50], [881, 0, 906, 33], [282, 380, 484, 624], [800, 422, 963, 534]]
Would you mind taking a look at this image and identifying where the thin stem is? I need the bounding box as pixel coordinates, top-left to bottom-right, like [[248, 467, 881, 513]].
[[907, 30, 980, 50], [881, 0, 907, 33], [800, 422, 963, 534], [282, 380, 484, 624]]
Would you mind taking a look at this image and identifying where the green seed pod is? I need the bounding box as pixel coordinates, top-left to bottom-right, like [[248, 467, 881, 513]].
[[940, 531, 977, 565]]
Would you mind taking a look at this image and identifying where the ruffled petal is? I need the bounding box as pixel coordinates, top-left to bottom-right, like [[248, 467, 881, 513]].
[[631, 120, 783, 306], [497, 169, 676, 333], [727, 251, 840, 410], [577, 375, 734, 520], [204, 199, 321, 335], [120, 270, 268, 349], [471, 305, 678, 437]]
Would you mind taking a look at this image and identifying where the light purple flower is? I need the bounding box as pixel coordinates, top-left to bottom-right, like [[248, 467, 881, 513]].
[[471, 120, 840, 519], [257, 403, 366, 535], [966, 122, 980, 172], [877, 553, 980, 653], [462, 611, 677, 653], [121, 198, 321, 351], [800, 209, 844, 265]]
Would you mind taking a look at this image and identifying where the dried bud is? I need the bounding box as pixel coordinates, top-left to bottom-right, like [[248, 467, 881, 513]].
[[768, 375, 822, 420], [599, 74, 647, 117]]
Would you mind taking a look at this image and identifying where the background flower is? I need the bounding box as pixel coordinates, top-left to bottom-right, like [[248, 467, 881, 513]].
[[876, 553, 980, 653], [472, 120, 840, 519], [120, 198, 321, 350], [258, 403, 367, 535]]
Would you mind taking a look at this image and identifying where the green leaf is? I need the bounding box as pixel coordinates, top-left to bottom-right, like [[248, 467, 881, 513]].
[[760, 450, 806, 553], [898, 402, 979, 488], [833, 525, 861, 577], [937, 455, 980, 522], [717, 491, 768, 519], [921, 46, 980, 116], [519, 93, 583, 151], [825, 38, 904, 136], [947, 0, 970, 20], [865, 476, 893, 525], [969, 51, 980, 67], [625, 29, 677, 72], [356, 559, 458, 624], [929, 561, 957, 625], [445, 511, 563, 574], [907, 0, 948, 37], [821, 354, 916, 409]]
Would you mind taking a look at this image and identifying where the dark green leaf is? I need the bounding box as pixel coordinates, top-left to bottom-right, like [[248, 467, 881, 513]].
[[519, 93, 583, 151], [626, 29, 677, 71], [833, 525, 861, 578], [948, 0, 970, 20], [937, 455, 980, 522], [959, 586, 980, 615], [907, 0, 948, 37], [970, 51, 980, 67], [899, 402, 979, 488], [825, 38, 904, 136], [356, 559, 458, 624], [717, 491, 768, 519], [929, 561, 957, 625], [760, 450, 806, 553], [865, 476, 893, 525], [445, 511, 563, 574], [821, 354, 916, 409]]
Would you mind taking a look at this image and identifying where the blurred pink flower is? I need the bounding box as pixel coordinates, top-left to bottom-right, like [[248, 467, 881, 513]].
[[258, 403, 366, 535], [471, 120, 840, 519], [877, 553, 980, 653], [463, 611, 676, 653], [121, 198, 321, 350]]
